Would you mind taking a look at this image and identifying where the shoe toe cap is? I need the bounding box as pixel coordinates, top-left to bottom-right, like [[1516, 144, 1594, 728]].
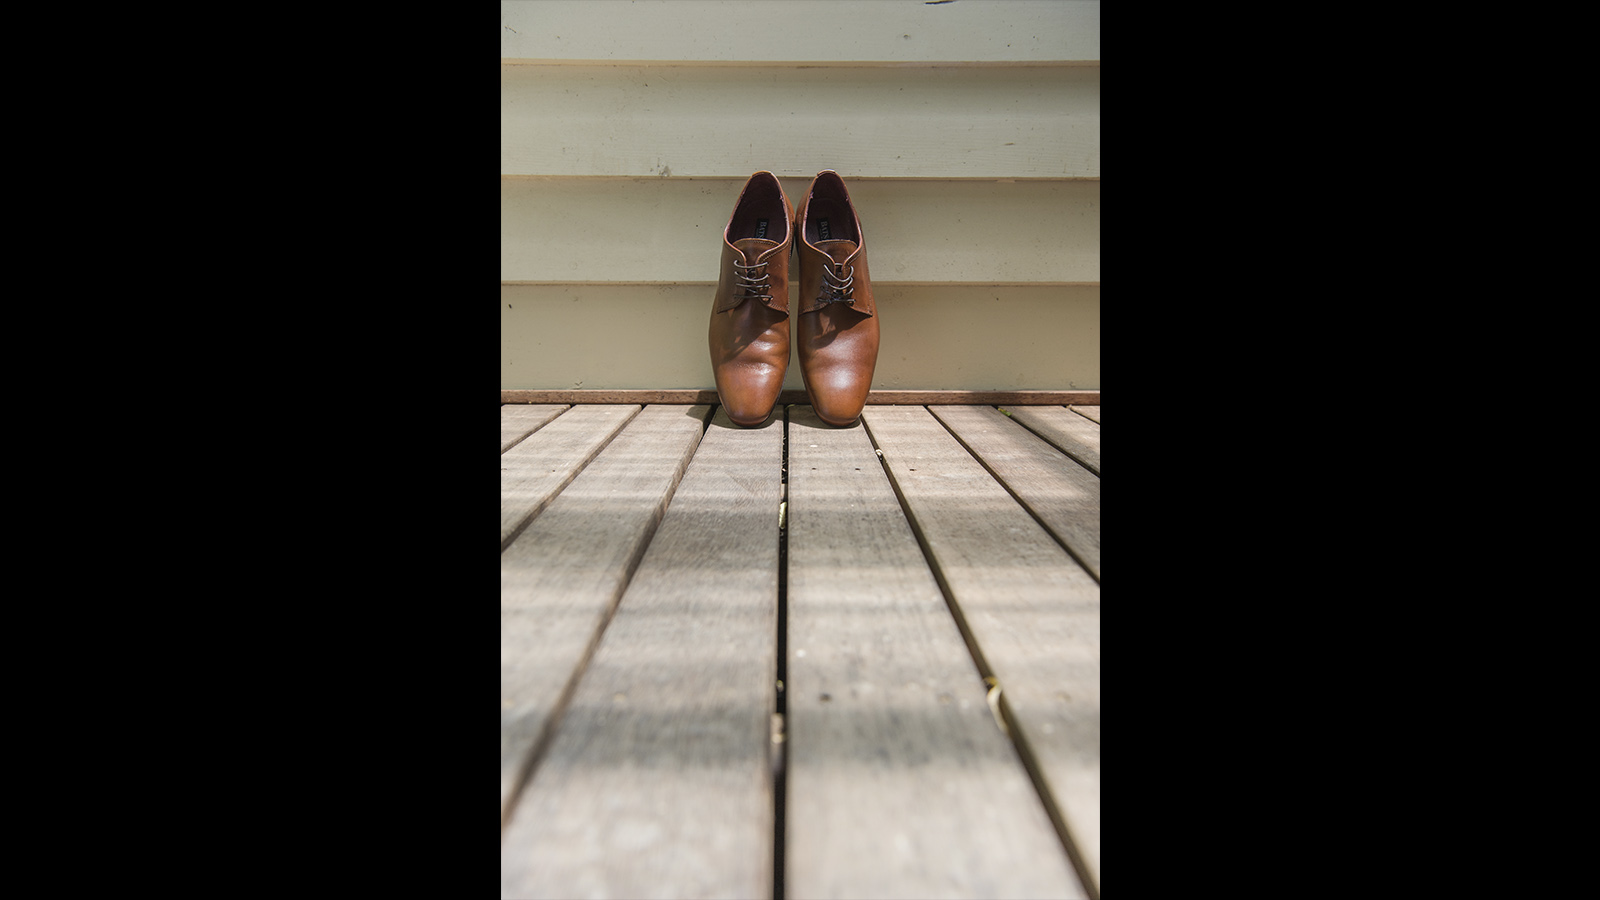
[[715, 366, 784, 426]]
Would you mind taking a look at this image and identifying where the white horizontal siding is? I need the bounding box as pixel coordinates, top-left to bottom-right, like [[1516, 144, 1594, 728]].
[[501, 64, 1099, 179], [498, 0, 1100, 392], [502, 284, 1100, 391], [501, 177, 1099, 284], [501, 0, 1101, 64]]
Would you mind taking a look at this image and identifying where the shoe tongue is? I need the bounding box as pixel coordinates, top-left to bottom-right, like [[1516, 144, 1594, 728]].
[[732, 237, 781, 264], [816, 239, 858, 264]]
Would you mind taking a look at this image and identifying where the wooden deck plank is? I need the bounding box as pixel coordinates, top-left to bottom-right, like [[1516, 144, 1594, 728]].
[[930, 406, 1101, 582], [499, 405, 640, 550], [500, 403, 569, 453], [499, 405, 714, 823], [786, 406, 1084, 899], [861, 406, 1102, 896], [501, 408, 782, 900], [1003, 406, 1101, 476], [1070, 404, 1100, 424]]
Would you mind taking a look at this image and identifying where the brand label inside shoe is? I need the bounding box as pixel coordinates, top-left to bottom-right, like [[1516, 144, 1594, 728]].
[[754, 218, 769, 239], [818, 218, 832, 240]]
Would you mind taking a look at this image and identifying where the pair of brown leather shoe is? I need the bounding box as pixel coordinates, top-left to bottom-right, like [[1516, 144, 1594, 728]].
[[709, 171, 880, 427]]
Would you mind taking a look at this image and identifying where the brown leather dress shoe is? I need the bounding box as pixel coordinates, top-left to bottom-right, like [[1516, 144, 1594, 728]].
[[708, 172, 793, 427], [794, 171, 879, 427]]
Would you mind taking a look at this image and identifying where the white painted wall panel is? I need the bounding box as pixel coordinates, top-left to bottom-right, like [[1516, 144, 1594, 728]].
[[501, 0, 1101, 64], [501, 65, 1100, 178], [497, 0, 1102, 392], [501, 177, 1099, 284], [501, 284, 1100, 391]]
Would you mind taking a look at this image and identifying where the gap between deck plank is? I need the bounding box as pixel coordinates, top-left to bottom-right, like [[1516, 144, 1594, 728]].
[[786, 406, 1084, 899], [500, 405, 641, 550], [1003, 406, 1101, 476], [501, 408, 782, 900], [501, 403, 570, 454], [862, 406, 1102, 898], [500, 404, 713, 826], [929, 405, 1101, 583]]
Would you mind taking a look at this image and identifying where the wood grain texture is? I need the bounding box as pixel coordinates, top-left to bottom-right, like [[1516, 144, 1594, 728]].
[[1070, 405, 1100, 424], [501, 178, 1099, 285], [501, 0, 1101, 64], [930, 406, 1100, 582], [503, 390, 1102, 406], [501, 284, 1100, 392], [500, 403, 568, 453], [861, 392, 1101, 405], [501, 408, 782, 900], [862, 406, 1101, 896], [500, 405, 713, 822], [1002, 406, 1101, 476], [501, 65, 1099, 178], [499, 405, 640, 550], [786, 406, 1084, 899]]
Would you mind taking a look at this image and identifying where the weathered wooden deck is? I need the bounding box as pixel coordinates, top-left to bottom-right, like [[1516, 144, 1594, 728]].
[[501, 402, 1101, 900]]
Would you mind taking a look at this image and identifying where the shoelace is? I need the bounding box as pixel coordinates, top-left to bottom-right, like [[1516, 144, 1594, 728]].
[[734, 260, 772, 302], [820, 263, 855, 305]]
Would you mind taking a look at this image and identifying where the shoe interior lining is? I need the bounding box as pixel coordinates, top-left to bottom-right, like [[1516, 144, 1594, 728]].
[[804, 196, 859, 246], [728, 178, 788, 244]]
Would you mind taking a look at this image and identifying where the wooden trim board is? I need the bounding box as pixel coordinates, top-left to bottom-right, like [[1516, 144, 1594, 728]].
[[503, 390, 1100, 406]]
